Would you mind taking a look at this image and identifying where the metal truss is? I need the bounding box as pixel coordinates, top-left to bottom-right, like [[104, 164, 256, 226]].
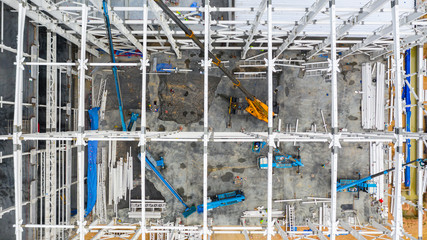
[[307, 219, 327, 240], [340, 221, 367, 240], [30, 0, 110, 54], [2, 0, 99, 56], [341, 2, 426, 58], [45, 30, 57, 239], [307, 0, 390, 59], [89, 0, 144, 53], [148, 0, 182, 58], [241, 0, 267, 59], [371, 32, 426, 59], [275, 0, 328, 58]]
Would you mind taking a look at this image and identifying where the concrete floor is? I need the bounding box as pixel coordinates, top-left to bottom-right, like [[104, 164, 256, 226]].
[[92, 49, 384, 227]]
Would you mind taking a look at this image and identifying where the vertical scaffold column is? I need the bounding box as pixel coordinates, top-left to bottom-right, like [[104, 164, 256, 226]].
[[203, 1, 211, 239], [45, 30, 57, 239], [329, 0, 339, 239], [138, 1, 149, 239], [266, 0, 274, 239], [391, 1, 403, 239], [13, 3, 26, 240], [77, 5, 89, 240], [416, 44, 424, 240]]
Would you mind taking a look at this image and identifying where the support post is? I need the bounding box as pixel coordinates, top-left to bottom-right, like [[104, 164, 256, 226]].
[[13, 3, 26, 240], [138, 2, 149, 239], [391, 1, 404, 239], [267, 0, 274, 239], [77, 5, 88, 240], [329, 0, 339, 239], [203, 1, 210, 239], [416, 44, 424, 240]]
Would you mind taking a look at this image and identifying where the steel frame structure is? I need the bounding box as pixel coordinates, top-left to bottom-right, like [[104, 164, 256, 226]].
[[1, 0, 426, 240]]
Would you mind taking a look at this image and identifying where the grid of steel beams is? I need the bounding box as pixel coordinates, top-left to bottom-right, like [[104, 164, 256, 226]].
[[1, 0, 426, 240]]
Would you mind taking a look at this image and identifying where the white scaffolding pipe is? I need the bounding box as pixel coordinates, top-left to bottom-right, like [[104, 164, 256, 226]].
[[77, 5, 88, 240], [139, 2, 149, 240], [203, 1, 210, 240], [241, 0, 267, 59], [391, 1, 403, 239], [275, 0, 328, 58], [12, 3, 25, 240], [307, 0, 390, 58], [267, 0, 273, 239], [417, 44, 424, 240], [329, 0, 338, 239]]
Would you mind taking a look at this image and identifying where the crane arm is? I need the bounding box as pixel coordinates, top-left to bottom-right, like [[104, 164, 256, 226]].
[[152, 0, 270, 122]]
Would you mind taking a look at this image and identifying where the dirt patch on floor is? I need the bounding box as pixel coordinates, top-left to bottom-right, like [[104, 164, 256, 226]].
[[158, 73, 221, 124]]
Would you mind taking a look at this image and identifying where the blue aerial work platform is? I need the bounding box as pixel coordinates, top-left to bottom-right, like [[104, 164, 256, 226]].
[[257, 154, 303, 169], [337, 158, 427, 193], [138, 153, 196, 217], [196, 190, 245, 214]]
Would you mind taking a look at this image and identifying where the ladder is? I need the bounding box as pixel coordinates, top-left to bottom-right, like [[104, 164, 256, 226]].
[[286, 204, 295, 232]]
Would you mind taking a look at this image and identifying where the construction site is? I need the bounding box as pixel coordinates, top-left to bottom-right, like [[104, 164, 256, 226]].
[[0, 0, 427, 239]]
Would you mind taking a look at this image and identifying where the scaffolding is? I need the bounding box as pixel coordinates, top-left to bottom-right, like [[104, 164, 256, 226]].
[[0, 0, 426, 240]]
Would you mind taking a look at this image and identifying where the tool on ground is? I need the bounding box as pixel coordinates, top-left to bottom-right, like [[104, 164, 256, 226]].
[[138, 152, 196, 217], [153, 0, 271, 122], [337, 158, 427, 192], [196, 190, 245, 213]]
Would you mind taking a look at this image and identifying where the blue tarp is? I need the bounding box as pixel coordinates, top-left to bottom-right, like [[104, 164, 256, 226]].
[[403, 50, 411, 187], [86, 107, 99, 216], [156, 63, 175, 72]]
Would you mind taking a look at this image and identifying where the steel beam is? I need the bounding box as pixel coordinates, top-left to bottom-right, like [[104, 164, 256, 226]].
[[391, 1, 404, 239], [90, 0, 144, 53], [148, 0, 182, 58], [12, 3, 26, 240], [275, 0, 328, 58], [341, 5, 425, 58], [340, 222, 367, 240], [329, 1, 339, 239], [307, 0, 390, 58], [241, 0, 267, 59]]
